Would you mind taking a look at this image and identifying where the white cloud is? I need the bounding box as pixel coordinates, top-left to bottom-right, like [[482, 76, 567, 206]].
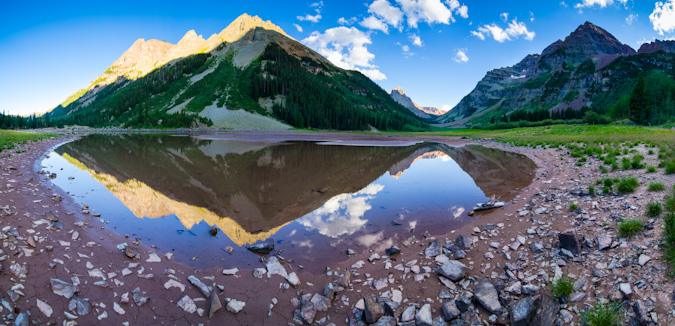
[[369, 0, 405, 27], [625, 13, 638, 25], [297, 2, 323, 23], [472, 18, 535, 42], [574, 0, 628, 9], [453, 48, 469, 63], [293, 23, 303, 32], [455, 4, 469, 18], [360, 16, 390, 33], [302, 26, 387, 80], [409, 34, 423, 46], [500, 12, 509, 22], [338, 17, 358, 25], [530, 11, 535, 22], [442, 104, 453, 111], [395, 0, 453, 27], [401, 44, 410, 52], [650, 0, 675, 35], [396, 42, 414, 57]]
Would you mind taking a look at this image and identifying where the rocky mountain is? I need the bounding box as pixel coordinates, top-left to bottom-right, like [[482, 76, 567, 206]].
[[437, 21, 675, 127], [389, 87, 447, 119], [49, 14, 428, 131]]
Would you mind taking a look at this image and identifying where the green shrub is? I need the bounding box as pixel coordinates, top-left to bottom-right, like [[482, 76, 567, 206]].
[[646, 165, 657, 173], [646, 202, 663, 217], [581, 302, 622, 326], [618, 219, 644, 237], [648, 182, 665, 191], [552, 277, 574, 299], [569, 203, 579, 211], [665, 195, 675, 213], [666, 161, 675, 175], [602, 186, 611, 194], [621, 158, 632, 170], [611, 162, 619, 171], [663, 213, 675, 272], [588, 186, 596, 195], [617, 177, 639, 194], [599, 166, 608, 173], [648, 149, 655, 155]]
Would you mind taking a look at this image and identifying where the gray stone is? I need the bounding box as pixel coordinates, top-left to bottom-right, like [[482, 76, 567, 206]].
[[455, 235, 473, 250], [386, 246, 401, 256], [473, 278, 503, 315], [530, 242, 545, 254], [530, 294, 559, 326], [425, 240, 441, 258], [50, 278, 79, 299], [522, 284, 540, 296], [437, 260, 468, 282], [569, 292, 586, 302], [620, 283, 632, 297], [455, 293, 473, 312], [286, 272, 300, 287], [573, 275, 587, 291], [373, 316, 396, 326], [187, 275, 210, 297], [226, 299, 246, 314], [597, 235, 612, 250], [449, 320, 469, 326], [266, 256, 288, 278], [14, 312, 29, 326], [208, 291, 222, 318], [247, 238, 274, 254], [177, 295, 197, 313], [310, 293, 331, 312], [504, 281, 522, 295], [433, 315, 448, 326], [558, 229, 580, 256], [509, 297, 533, 326], [633, 301, 649, 326], [442, 300, 461, 321], [415, 304, 433, 326], [364, 296, 384, 324], [68, 296, 91, 316], [401, 305, 416, 322], [638, 255, 651, 266], [131, 287, 149, 307]]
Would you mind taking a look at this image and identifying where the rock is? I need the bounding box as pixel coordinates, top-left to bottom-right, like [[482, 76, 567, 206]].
[[146, 253, 161, 262], [433, 315, 448, 326], [113, 302, 125, 315], [373, 278, 388, 290], [226, 299, 246, 314], [620, 283, 632, 297], [131, 287, 149, 306], [208, 291, 222, 318], [50, 278, 79, 299], [638, 255, 651, 266], [530, 242, 544, 254], [597, 235, 612, 250], [416, 303, 433, 326], [364, 296, 385, 324], [222, 268, 239, 275], [36, 299, 53, 317], [210, 226, 218, 236], [177, 295, 197, 313], [266, 256, 288, 278], [351, 260, 365, 269], [522, 284, 540, 296], [14, 312, 29, 326], [247, 238, 274, 254], [386, 246, 401, 256], [347, 249, 356, 255], [437, 260, 468, 282], [442, 300, 461, 321], [373, 316, 397, 326], [633, 301, 649, 326], [311, 293, 331, 312], [558, 229, 580, 256], [505, 281, 522, 295], [68, 296, 91, 315], [455, 235, 473, 250], [187, 275, 211, 297], [509, 297, 533, 326], [455, 293, 473, 312], [401, 305, 416, 322], [286, 272, 300, 287], [473, 278, 503, 315], [530, 294, 559, 326], [123, 246, 136, 259], [425, 240, 441, 258], [569, 292, 586, 302]]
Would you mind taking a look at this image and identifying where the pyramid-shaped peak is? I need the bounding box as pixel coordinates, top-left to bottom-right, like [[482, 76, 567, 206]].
[[217, 13, 291, 43], [392, 87, 406, 94], [556, 21, 635, 56]]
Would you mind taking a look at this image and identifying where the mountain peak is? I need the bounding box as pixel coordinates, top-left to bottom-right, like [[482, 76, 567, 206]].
[[560, 21, 635, 56], [216, 13, 291, 43], [392, 87, 406, 95], [638, 39, 675, 54]]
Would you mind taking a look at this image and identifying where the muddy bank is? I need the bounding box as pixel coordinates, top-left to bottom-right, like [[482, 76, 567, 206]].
[[1, 131, 672, 325]]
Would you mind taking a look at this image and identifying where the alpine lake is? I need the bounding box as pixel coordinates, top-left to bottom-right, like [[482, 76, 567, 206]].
[[41, 134, 535, 273]]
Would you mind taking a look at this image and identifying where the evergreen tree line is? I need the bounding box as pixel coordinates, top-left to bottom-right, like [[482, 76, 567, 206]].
[[251, 43, 428, 131], [0, 112, 51, 129]]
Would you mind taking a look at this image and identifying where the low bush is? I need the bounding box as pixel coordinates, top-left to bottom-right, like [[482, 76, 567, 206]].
[[618, 219, 644, 237], [617, 177, 639, 194]]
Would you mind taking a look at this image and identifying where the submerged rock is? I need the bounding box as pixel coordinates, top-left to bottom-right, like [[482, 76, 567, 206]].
[[247, 238, 274, 254], [386, 246, 401, 256]]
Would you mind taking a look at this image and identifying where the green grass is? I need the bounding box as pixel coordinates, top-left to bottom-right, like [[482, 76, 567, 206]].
[[569, 203, 579, 211], [646, 165, 657, 173], [0, 130, 54, 152], [618, 219, 645, 237], [648, 182, 665, 191], [646, 202, 663, 217], [588, 185, 596, 195], [663, 213, 675, 274], [666, 194, 675, 214], [551, 277, 574, 299], [581, 302, 622, 326], [617, 177, 639, 194]]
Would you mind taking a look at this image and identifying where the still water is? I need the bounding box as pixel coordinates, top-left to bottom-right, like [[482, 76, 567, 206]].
[[42, 135, 535, 271]]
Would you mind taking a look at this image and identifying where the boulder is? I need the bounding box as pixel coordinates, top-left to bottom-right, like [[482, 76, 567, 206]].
[[509, 297, 534, 326], [473, 278, 503, 315], [442, 300, 461, 321], [455, 235, 473, 250], [558, 229, 580, 256], [415, 304, 433, 326], [437, 260, 468, 282], [364, 296, 384, 324], [530, 294, 559, 326]]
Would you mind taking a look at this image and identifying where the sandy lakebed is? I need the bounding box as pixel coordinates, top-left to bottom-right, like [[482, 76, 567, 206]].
[[0, 130, 673, 326]]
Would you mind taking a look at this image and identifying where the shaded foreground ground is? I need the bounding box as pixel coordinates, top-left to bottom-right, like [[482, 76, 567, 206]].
[[0, 130, 673, 325]]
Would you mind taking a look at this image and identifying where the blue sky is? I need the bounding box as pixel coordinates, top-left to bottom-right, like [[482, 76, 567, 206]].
[[0, 0, 673, 115]]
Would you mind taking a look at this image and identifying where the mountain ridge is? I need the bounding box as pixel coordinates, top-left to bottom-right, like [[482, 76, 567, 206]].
[[389, 87, 447, 119]]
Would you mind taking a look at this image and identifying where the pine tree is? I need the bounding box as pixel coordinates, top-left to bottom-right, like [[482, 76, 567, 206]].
[[630, 73, 646, 124]]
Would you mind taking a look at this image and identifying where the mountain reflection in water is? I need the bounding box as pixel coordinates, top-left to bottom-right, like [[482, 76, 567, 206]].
[[45, 134, 535, 270]]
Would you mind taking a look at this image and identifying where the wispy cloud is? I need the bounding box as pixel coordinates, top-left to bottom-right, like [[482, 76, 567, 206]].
[[360, 16, 390, 34], [625, 13, 638, 25], [409, 34, 423, 47], [338, 17, 358, 25], [293, 23, 303, 32], [297, 2, 323, 23], [472, 18, 535, 42], [453, 48, 469, 63]]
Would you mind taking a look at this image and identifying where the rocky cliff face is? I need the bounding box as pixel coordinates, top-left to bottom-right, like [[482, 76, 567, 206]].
[[436, 21, 641, 126], [638, 40, 675, 54], [390, 87, 446, 119]]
